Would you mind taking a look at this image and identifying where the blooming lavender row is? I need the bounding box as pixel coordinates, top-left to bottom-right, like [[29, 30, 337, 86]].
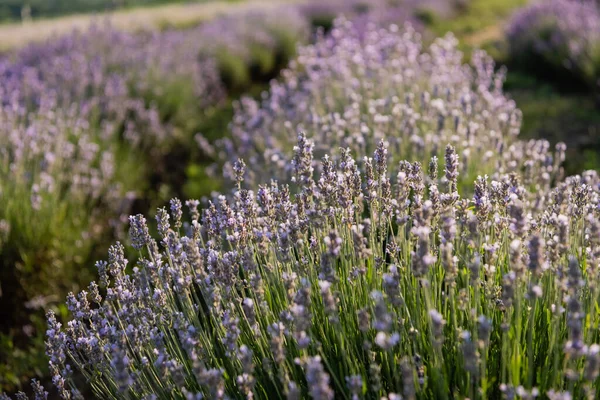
[[506, 0, 600, 88], [3, 21, 224, 144], [0, 7, 310, 221], [0, 19, 227, 333], [213, 18, 522, 189], [0, 20, 225, 240], [41, 131, 600, 398]]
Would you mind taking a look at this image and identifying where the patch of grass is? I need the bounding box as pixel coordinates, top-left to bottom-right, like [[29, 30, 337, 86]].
[[416, 0, 525, 61], [428, 0, 526, 39], [183, 163, 223, 199], [505, 71, 600, 174], [182, 82, 269, 200]]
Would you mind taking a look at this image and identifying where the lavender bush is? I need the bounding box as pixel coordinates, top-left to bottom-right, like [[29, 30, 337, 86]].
[[214, 19, 522, 189], [42, 133, 600, 398], [506, 0, 600, 89]]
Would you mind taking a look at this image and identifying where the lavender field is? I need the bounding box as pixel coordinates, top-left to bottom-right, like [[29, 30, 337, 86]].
[[2, 0, 600, 398]]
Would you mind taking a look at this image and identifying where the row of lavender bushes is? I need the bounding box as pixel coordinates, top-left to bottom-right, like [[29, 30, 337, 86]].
[[0, 7, 312, 391], [15, 16, 600, 400], [506, 0, 600, 91]]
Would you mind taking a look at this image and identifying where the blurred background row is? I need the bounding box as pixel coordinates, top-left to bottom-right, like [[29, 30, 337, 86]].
[[1, 0, 599, 396]]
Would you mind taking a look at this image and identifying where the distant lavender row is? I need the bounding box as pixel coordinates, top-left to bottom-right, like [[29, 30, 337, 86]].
[[299, 0, 418, 33], [0, 21, 223, 219], [506, 0, 600, 88], [213, 18, 523, 189]]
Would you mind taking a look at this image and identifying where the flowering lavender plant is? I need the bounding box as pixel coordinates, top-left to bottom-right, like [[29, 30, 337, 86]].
[[506, 0, 600, 89], [43, 131, 600, 398], [214, 18, 522, 189]]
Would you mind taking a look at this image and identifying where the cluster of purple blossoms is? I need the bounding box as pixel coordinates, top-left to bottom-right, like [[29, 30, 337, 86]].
[[214, 17, 524, 189], [506, 0, 600, 88], [43, 127, 600, 397]]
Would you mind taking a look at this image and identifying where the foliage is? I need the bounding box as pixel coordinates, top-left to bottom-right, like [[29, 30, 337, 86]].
[[195, 7, 310, 92], [503, 71, 600, 175], [425, 0, 526, 39]]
